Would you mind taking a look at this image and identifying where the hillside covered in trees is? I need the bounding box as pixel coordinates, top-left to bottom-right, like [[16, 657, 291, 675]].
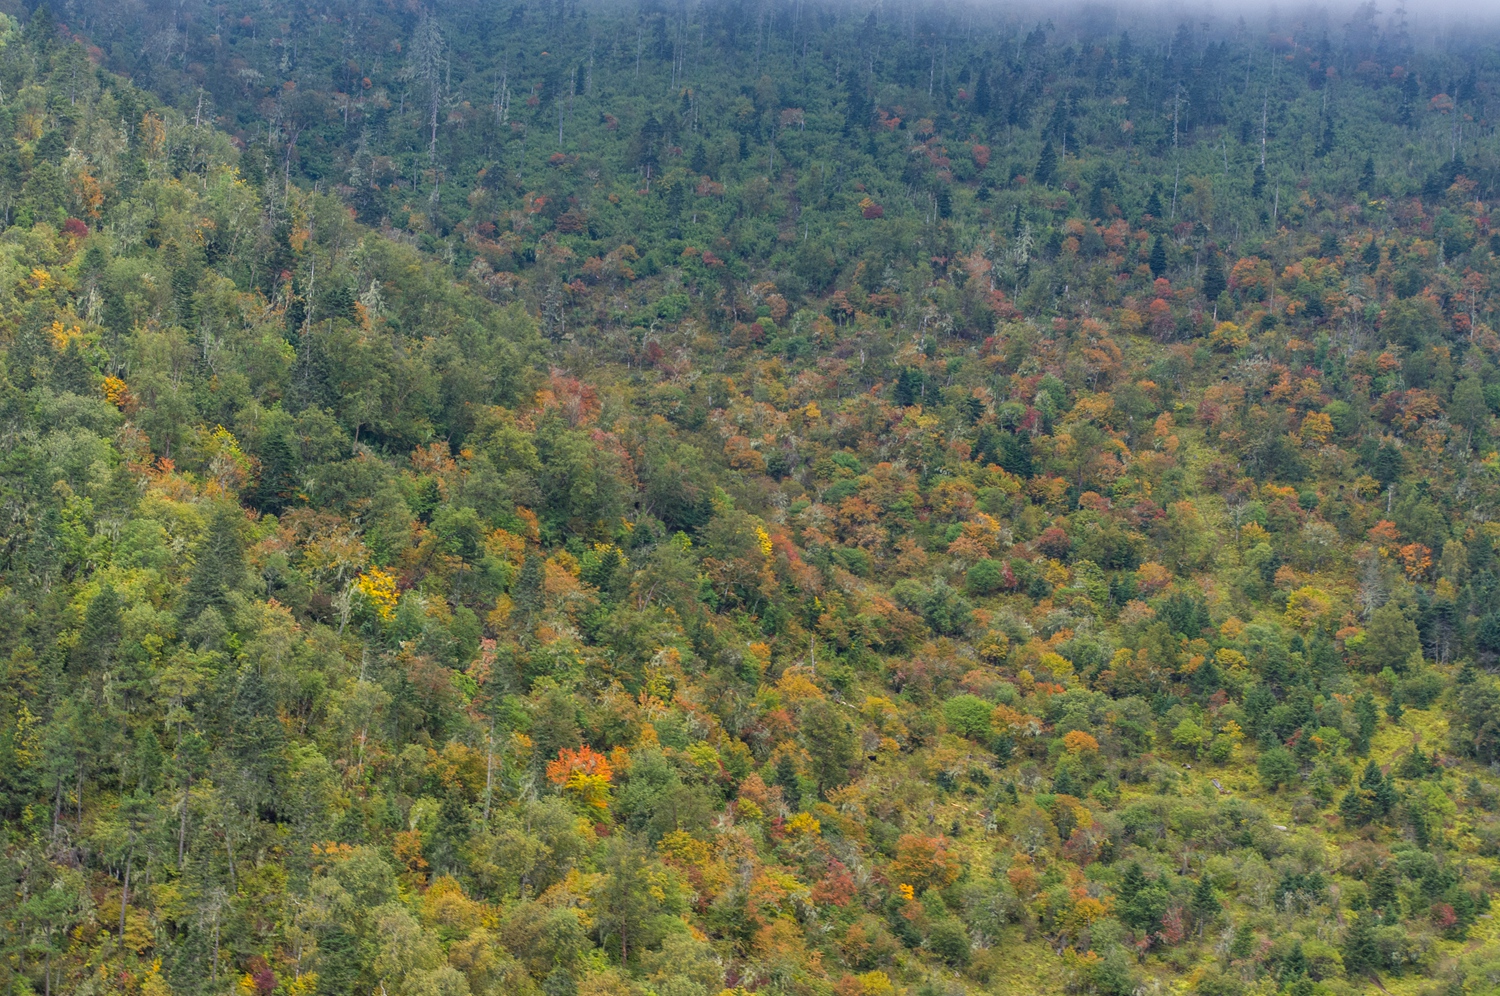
[[6, 0, 1500, 994]]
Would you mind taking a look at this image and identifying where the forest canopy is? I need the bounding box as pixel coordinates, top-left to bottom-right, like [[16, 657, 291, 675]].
[[4, 1, 1500, 995]]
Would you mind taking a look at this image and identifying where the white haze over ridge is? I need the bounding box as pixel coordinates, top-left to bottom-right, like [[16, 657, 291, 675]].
[[910, 0, 1500, 47]]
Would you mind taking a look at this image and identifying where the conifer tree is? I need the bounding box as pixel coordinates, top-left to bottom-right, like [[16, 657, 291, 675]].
[[1190, 875, 1220, 931], [1034, 141, 1057, 186], [1281, 942, 1308, 983], [228, 667, 286, 807], [1369, 865, 1400, 918], [71, 584, 122, 677], [1202, 249, 1226, 301], [1343, 914, 1378, 976], [253, 428, 299, 514], [181, 505, 247, 621], [1149, 235, 1168, 279], [512, 553, 546, 623], [844, 72, 871, 134]]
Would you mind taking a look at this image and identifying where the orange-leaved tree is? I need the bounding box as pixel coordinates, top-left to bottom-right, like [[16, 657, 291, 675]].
[[547, 745, 614, 812]]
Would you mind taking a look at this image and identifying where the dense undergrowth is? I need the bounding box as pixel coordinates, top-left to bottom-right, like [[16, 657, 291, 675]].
[[4, 2, 1500, 995]]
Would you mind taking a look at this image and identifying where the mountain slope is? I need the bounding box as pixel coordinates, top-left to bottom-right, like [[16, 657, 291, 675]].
[[1, 4, 1500, 996]]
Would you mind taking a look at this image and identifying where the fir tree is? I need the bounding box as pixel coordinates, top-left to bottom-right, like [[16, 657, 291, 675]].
[[1343, 914, 1379, 976], [844, 72, 871, 134], [1034, 141, 1057, 186], [1373, 766, 1397, 817], [1358, 156, 1376, 192], [240, 140, 268, 188], [1190, 875, 1220, 931], [1280, 942, 1308, 982], [253, 428, 300, 514], [512, 553, 545, 622], [1149, 235, 1168, 279], [1118, 861, 1147, 903], [71, 584, 123, 677], [894, 367, 924, 407], [974, 66, 992, 116], [1251, 162, 1266, 199], [180, 505, 247, 621], [1363, 237, 1382, 272], [1202, 249, 1226, 301], [1339, 784, 1372, 825], [1088, 183, 1106, 220], [227, 667, 286, 807], [1369, 865, 1400, 918], [774, 752, 802, 801], [1316, 116, 1337, 157], [1143, 189, 1164, 222]]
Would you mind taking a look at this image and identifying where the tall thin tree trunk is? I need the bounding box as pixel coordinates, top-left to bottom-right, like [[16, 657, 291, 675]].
[[483, 726, 495, 821], [178, 782, 190, 867], [119, 849, 133, 957]]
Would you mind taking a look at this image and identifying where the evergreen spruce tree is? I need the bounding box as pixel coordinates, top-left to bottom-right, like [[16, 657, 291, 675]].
[[974, 67, 992, 116], [1369, 865, 1400, 919], [180, 505, 247, 621], [228, 667, 286, 807], [254, 428, 300, 514], [844, 72, 871, 135], [1088, 183, 1106, 220], [1149, 235, 1168, 279], [1373, 766, 1397, 817], [1343, 914, 1379, 976], [774, 752, 802, 801], [512, 553, 545, 622], [1202, 249, 1226, 301], [894, 367, 924, 407], [1118, 862, 1146, 903], [1143, 190, 1164, 223], [1281, 942, 1308, 983], [1190, 875, 1220, 931], [1251, 162, 1266, 199], [71, 584, 123, 677], [53, 338, 94, 395], [1317, 117, 1336, 157], [1358, 156, 1376, 192], [1339, 784, 1371, 825], [1034, 141, 1057, 186], [1363, 237, 1382, 272]]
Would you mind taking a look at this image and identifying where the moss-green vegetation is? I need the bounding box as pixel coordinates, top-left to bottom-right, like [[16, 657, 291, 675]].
[[3, 2, 1500, 995]]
